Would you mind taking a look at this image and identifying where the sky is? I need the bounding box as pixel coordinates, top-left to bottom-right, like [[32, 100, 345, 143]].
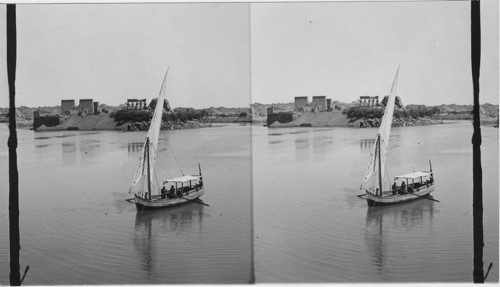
[[251, 0, 499, 106], [0, 1, 498, 108], [0, 3, 251, 108]]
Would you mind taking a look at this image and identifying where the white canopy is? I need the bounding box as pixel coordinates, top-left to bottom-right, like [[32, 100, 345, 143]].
[[395, 171, 432, 180], [163, 175, 201, 183]]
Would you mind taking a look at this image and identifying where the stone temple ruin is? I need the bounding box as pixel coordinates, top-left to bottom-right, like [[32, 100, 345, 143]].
[[294, 96, 333, 112], [311, 96, 327, 111], [60, 99, 102, 116], [359, 96, 379, 107], [78, 99, 95, 114], [61, 100, 75, 115], [294, 97, 308, 112], [127, 99, 148, 110]]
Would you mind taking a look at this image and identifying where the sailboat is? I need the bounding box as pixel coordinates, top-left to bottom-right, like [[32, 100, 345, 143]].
[[129, 69, 205, 210], [360, 67, 435, 206]]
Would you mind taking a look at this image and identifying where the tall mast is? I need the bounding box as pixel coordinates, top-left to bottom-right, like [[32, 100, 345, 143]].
[[146, 137, 151, 200], [377, 134, 382, 196]]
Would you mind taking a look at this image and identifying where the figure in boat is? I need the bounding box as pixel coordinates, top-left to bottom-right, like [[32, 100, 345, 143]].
[[129, 68, 206, 211], [360, 67, 435, 206]]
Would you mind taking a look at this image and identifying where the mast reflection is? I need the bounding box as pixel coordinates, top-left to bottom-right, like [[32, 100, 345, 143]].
[[132, 202, 205, 276], [364, 198, 435, 271]]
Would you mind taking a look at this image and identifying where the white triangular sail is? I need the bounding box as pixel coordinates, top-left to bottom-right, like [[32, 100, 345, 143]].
[[361, 67, 400, 191], [129, 69, 169, 193]]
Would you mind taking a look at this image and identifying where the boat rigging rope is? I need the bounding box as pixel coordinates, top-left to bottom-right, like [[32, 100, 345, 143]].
[[156, 155, 173, 178], [167, 142, 185, 176], [388, 150, 403, 175], [401, 145, 416, 172]]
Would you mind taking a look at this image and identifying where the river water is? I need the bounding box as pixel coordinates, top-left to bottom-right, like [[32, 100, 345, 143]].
[[1, 121, 497, 283], [253, 121, 498, 283], [0, 124, 252, 284]]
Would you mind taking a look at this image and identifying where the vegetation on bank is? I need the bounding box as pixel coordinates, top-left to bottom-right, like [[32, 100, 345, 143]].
[[110, 109, 209, 123], [343, 106, 441, 120]]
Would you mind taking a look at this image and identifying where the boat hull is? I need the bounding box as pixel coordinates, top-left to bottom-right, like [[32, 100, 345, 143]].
[[135, 188, 205, 210], [366, 184, 434, 206]]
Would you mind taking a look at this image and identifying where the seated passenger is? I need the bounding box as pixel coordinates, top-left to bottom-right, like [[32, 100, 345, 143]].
[[161, 186, 167, 199], [399, 181, 406, 194], [392, 182, 398, 195]]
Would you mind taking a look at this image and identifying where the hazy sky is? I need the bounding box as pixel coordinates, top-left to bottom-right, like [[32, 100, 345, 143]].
[[252, 0, 498, 106], [0, 3, 250, 108], [0, 1, 498, 108]]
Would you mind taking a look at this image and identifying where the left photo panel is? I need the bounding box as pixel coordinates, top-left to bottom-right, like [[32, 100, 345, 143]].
[[0, 3, 253, 284]]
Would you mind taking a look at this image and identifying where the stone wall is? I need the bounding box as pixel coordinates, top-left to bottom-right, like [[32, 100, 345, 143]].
[[267, 112, 293, 126], [33, 115, 60, 130]]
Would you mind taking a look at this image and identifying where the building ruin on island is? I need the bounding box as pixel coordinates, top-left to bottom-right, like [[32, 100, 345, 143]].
[[78, 99, 94, 114], [127, 99, 148, 110], [311, 96, 327, 111], [359, 96, 379, 107], [61, 100, 75, 115], [294, 97, 309, 112], [60, 99, 103, 116]]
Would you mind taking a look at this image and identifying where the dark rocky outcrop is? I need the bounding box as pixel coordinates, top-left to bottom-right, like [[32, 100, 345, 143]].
[[126, 120, 212, 131], [359, 117, 440, 128]]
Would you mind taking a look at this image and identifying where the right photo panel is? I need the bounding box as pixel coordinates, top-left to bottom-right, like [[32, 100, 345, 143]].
[[251, 0, 498, 283]]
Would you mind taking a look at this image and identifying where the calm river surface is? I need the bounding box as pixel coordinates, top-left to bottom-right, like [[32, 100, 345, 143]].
[[253, 121, 498, 283], [0, 124, 252, 284]]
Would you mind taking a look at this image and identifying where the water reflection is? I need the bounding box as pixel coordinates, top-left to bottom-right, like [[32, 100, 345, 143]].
[[133, 202, 205, 275], [62, 141, 77, 165], [364, 198, 435, 270], [360, 138, 375, 153], [295, 138, 310, 162], [35, 133, 78, 140], [312, 136, 330, 161], [268, 130, 309, 136], [295, 138, 309, 149], [80, 139, 100, 159], [128, 142, 144, 154]]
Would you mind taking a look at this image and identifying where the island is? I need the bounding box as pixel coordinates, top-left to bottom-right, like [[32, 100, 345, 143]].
[[251, 96, 499, 128], [0, 98, 252, 131]]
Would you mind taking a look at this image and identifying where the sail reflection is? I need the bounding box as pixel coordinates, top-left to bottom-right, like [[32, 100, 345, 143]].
[[364, 198, 435, 271], [132, 202, 205, 275]]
